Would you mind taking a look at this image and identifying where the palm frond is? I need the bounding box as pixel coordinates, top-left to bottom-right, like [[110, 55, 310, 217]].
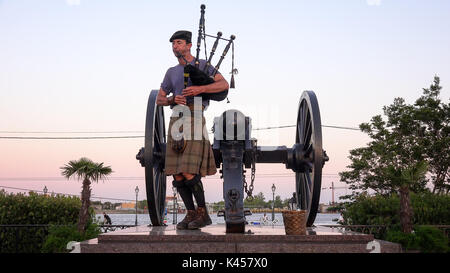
[[60, 157, 112, 182]]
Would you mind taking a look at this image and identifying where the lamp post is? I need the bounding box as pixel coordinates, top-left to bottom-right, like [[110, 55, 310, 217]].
[[135, 186, 139, 226], [43, 186, 48, 196], [271, 184, 276, 222], [172, 186, 177, 225]]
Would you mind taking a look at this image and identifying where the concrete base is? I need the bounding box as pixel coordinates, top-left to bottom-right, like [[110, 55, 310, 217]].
[[80, 224, 402, 253]]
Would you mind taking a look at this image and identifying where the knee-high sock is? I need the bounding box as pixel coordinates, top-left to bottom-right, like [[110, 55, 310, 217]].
[[192, 185, 206, 207], [177, 185, 195, 211], [186, 175, 206, 207]]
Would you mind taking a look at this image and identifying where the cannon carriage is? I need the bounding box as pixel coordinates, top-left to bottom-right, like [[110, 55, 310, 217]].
[[136, 90, 329, 233], [136, 4, 328, 233]]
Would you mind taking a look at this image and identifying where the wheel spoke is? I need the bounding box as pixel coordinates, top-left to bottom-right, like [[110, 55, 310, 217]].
[[305, 172, 313, 192], [305, 113, 312, 145], [297, 104, 305, 144], [301, 103, 308, 143], [154, 113, 161, 148], [304, 143, 313, 157], [297, 123, 302, 144], [302, 174, 308, 209], [153, 169, 159, 199], [303, 173, 311, 204]]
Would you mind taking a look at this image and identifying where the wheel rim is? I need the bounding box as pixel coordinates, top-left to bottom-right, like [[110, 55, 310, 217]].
[[295, 91, 323, 227], [144, 90, 167, 226]]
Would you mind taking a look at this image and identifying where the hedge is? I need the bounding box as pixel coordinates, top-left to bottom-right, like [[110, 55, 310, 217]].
[[0, 190, 83, 253], [340, 191, 450, 227], [340, 191, 450, 251]]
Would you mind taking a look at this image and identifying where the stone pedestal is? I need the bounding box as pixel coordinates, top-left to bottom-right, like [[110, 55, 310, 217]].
[[80, 225, 401, 253]]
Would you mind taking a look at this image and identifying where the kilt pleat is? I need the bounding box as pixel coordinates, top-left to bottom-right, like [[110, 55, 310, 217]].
[[165, 107, 217, 177]]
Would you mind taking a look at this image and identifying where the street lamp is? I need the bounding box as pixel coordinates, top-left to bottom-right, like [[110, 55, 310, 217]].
[[172, 186, 178, 225], [135, 186, 139, 226], [43, 186, 48, 195], [271, 184, 276, 222]]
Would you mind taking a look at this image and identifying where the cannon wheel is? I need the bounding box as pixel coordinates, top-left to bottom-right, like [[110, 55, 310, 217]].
[[295, 91, 324, 227], [144, 90, 167, 226]]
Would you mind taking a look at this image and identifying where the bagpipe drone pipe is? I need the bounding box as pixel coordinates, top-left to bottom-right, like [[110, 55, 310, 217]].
[[181, 4, 237, 102]]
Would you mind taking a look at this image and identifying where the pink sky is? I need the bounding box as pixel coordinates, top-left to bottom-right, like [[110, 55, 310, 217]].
[[1, 1, 449, 204], [0, 124, 368, 203]]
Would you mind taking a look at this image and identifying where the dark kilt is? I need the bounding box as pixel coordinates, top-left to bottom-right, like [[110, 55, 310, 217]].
[[165, 105, 217, 177]]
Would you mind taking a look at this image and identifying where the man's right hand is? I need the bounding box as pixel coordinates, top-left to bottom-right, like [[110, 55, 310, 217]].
[[174, 95, 187, 105]]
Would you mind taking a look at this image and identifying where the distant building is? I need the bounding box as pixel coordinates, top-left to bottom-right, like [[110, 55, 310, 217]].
[[117, 202, 136, 210]]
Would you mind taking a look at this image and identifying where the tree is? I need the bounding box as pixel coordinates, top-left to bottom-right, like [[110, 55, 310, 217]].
[[273, 195, 283, 208], [137, 200, 147, 210], [414, 76, 450, 194], [339, 77, 449, 233], [61, 157, 112, 233], [244, 192, 267, 208], [102, 201, 113, 210]]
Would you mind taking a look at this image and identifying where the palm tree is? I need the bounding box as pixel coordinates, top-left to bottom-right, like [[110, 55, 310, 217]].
[[385, 160, 428, 233], [398, 161, 428, 234], [61, 157, 112, 233]]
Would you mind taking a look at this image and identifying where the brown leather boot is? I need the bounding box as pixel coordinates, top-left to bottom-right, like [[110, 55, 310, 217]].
[[176, 210, 197, 230], [188, 206, 212, 230]]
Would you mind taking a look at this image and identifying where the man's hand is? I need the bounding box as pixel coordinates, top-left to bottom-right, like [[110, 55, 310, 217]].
[[182, 86, 204, 97], [174, 95, 187, 105]]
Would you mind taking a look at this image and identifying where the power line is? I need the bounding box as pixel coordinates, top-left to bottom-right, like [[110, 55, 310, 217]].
[[253, 124, 360, 131], [322, 125, 360, 131], [0, 124, 360, 134], [0, 124, 360, 139], [0, 173, 341, 181], [0, 131, 143, 134], [0, 136, 143, 139]]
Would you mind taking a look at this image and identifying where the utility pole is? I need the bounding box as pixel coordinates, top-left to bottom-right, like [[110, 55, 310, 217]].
[[332, 182, 334, 204], [322, 182, 347, 205]]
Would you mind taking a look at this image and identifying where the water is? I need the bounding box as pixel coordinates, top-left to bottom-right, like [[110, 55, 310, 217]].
[[96, 212, 341, 226]]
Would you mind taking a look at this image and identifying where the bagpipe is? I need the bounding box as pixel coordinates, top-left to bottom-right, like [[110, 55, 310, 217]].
[[181, 4, 237, 102]]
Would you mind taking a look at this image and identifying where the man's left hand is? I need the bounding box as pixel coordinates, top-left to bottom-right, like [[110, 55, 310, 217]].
[[182, 86, 204, 97]]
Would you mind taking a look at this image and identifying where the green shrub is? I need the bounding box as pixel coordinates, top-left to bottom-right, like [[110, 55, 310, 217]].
[[414, 226, 449, 253], [341, 192, 450, 227], [41, 222, 101, 253], [339, 192, 450, 242], [385, 229, 419, 251], [386, 226, 448, 253], [0, 190, 97, 253], [0, 190, 81, 225]]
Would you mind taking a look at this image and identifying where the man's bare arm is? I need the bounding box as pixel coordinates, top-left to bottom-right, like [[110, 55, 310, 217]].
[[156, 88, 186, 106], [201, 73, 229, 94], [156, 88, 173, 106], [181, 73, 229, 97]]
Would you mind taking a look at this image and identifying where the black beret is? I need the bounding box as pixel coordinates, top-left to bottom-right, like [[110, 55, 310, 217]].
[[169, 30, 192, 44]]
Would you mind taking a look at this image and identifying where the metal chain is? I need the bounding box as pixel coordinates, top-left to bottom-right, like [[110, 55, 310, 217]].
[[249, 150, 255, 197], [250, 160, 255, 194], [244, 141, 257, 201], [243, 169, 249, 200]]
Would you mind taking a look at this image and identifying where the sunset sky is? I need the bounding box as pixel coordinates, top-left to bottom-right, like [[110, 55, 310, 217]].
[[1, 0, 449, 204]]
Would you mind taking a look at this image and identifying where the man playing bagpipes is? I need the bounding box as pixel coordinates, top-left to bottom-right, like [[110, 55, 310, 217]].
[[156, 29, 229, 230]]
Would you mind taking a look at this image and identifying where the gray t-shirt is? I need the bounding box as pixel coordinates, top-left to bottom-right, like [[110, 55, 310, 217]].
[[160, 58, 219, 109]]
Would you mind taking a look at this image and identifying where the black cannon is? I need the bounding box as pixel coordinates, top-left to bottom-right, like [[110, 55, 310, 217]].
[[136, 90, 329, 233]]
